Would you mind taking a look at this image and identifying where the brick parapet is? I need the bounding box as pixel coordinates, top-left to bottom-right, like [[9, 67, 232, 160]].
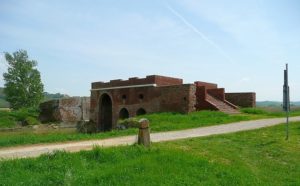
[[92, 75, 183, 89], [194, 81, 218, 89]]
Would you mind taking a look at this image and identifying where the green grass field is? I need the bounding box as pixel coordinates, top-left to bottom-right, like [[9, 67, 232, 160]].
[[0, 108, 39, 128], [1, 108, 300, 148], [1, 122, 299, 185], [0, 110, 272, 148]]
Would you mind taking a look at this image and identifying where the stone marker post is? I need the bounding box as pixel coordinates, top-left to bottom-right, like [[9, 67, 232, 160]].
[[138, 118, 150, 147]]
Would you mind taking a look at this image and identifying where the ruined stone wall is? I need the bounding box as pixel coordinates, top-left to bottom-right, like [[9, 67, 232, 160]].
[[225, 93, 256, 108], [39, 100, 60, 122], [39, 97, 90, 123]]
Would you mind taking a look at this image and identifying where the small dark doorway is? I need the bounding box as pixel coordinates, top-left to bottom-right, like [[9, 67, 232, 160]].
[[136, 108, 146, 116], [119, 108, 129, 119], [99, 94, 112, 131]]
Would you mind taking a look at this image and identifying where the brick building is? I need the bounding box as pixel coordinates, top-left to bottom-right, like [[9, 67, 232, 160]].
[[90, 75, 255, 131]]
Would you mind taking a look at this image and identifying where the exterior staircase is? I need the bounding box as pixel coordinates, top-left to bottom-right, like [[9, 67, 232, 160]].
[[206, 94, 240, 114]]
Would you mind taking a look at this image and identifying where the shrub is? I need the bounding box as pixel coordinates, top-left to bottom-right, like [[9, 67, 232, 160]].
[[76, 121, 97, 133], [117, 118, 140, 129], [0, 112, 16, 128], [9, 107, 39, 121], [23, 116, 40, 126], [0, 107, 40, 128]]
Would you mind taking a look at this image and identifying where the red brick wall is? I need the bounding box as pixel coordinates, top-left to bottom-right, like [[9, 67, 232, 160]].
[[90, 76, 256, 131], [195, 86, 205, 109], [194, 81, 217, 89], [195, 86, 218, 111], [225, 92, 256, 108], [158, 84, 196, 113], [90, 84, 195, 130], [154, 76, 183, 86], [207, 88, 225, 101], [90, 86, 161, 128]]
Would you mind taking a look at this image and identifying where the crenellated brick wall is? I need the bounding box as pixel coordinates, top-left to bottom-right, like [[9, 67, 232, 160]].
[[89, 75, 256, 132], [194, 81, 217, 89], [92, 75, 183, 89], [225, 93, 256, 108]]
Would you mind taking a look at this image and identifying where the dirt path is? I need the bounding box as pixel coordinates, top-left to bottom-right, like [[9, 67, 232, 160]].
[[1, 116, 300, 160]]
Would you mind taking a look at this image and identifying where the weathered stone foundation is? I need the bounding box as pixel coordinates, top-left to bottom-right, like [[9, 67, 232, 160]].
[[39, 97, 90, 124]]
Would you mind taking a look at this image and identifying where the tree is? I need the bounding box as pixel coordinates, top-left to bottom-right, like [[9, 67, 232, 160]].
[[3, 50, 44, 109]]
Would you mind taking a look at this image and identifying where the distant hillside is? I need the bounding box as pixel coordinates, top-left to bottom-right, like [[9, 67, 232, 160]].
[[43, 92, 70, 102], [0, 87, 70, 107], [257, 101, 300, 107], [0, 87, 5, 99], [256, 101, 281, 107], [0, 99, 10, 108], [0, 88, 10, 108]]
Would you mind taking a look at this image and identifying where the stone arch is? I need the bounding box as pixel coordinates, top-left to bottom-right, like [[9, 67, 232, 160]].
[[136, 108, 146, 116], [119, 108, 129, 119], [98, 93, 112, 131]]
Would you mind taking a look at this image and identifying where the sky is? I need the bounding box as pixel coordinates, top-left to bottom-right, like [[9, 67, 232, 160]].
[[0, 0, 299, 101]]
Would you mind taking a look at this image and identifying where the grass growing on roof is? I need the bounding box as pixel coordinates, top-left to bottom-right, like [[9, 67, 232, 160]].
[[1, 122, 299, 185]]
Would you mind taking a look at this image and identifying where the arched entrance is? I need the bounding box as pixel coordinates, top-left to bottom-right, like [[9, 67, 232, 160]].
[[119, 108, 129, 119], [99, 94, 112, 131]]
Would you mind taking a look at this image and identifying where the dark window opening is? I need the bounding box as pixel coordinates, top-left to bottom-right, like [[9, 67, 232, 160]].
[[122, 94, 127, 100], [136, 108, 146, 116], [139, 94, 144, 100], [119, 108, 129, 119]]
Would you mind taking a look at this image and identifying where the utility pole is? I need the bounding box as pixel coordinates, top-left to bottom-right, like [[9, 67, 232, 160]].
[[283, 63, 290, 140]]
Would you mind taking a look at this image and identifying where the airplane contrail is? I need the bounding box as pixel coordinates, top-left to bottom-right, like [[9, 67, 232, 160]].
[[166, 4, 233, 63]]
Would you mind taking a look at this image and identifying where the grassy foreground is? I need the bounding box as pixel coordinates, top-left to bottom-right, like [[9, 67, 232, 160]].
[[0, 111, 270, 148], [1, 122, 299, 185]]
